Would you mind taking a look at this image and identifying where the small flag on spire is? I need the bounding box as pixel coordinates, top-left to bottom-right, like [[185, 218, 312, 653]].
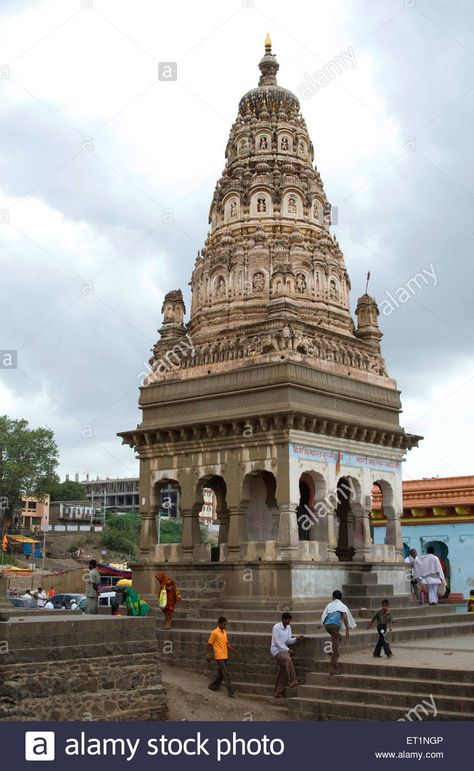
[[365, 270, 371, 294], [1, 533, 7, 552]]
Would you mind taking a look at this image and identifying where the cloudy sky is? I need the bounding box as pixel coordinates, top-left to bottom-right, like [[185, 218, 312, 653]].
[[1, 0, 473, 483]]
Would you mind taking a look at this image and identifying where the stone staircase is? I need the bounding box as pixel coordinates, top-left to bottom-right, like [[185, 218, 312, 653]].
[[287, 661, 474, 721], [157, 568, 474, 720]]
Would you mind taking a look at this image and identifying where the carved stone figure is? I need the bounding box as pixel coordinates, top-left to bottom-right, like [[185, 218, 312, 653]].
[[288, 196, 297, 214], [281, 324, 293, 350], [259, 135, 268, 150], [296, 273, 306, 293], [252, 272, 265, 292], [257, 197, 267, 212]]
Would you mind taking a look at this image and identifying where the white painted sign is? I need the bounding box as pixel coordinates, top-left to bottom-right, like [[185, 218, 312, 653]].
[[290, 443, 401, 472]]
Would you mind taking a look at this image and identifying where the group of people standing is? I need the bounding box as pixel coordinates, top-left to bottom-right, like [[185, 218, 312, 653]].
[[85, 562, 180, 620], [20, 586, 56, 608]]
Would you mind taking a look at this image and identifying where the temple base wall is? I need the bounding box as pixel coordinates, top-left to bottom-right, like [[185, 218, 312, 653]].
[[132, 560, 410, 603]]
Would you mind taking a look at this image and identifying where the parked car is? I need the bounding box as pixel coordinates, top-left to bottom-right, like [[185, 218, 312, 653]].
[[51, 592, 85, 610], [9, 597, 36, 609]]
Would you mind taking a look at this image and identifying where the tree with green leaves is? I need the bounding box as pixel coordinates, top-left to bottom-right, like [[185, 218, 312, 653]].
[[46, 477, 86, 501], [0, 415, 59, 525]]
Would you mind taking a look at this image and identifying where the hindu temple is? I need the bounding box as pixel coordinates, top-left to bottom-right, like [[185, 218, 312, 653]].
[[119, 36, 421, 601]]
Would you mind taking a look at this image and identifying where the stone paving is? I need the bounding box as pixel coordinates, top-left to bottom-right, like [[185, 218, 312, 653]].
[[344, 633, 474, 672]]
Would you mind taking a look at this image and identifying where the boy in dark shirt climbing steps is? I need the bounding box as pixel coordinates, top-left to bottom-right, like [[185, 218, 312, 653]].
[[367, 599, 393, 658]]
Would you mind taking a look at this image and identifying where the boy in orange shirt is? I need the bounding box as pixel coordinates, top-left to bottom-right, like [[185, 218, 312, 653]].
[[207, 616, 238, 697]]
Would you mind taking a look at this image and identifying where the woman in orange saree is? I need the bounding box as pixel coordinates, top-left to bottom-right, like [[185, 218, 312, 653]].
[[155, 571, 180, 629]]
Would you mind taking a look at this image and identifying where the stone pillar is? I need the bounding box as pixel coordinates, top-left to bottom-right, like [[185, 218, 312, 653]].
[[384, 505, 403, 559], [139, 507, 158, 559], [138, 458, 156, 559], [226, 503, 248, 561], [317, 505, 338, 561], [277, 503, 300, 559], [218, 510, 230, 546], [181, 506, 202, 562], [352, 503, 373, 562]]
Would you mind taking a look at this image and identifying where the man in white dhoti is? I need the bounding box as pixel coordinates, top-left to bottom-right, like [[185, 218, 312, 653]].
[[414, 547, 446, 605]]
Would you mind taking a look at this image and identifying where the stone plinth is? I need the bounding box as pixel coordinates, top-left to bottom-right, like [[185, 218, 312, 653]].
[[132, 560, 410, 605]]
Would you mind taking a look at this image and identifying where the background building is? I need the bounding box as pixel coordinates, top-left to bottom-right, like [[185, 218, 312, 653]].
[[372, 475, 474, 598], [81, 477, 139, 512], [198, 487, 217, 525], [49, 500, 98, 525], [20, 495, 50, 532]]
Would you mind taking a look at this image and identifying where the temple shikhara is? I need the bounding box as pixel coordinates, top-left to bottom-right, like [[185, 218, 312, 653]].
[[119, 37, 421, 599]]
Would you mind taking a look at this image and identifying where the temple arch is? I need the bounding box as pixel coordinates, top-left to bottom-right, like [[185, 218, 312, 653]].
[[335, 475, 361, 561], [296, 471, 327, 541], [241, 470, 278, 541], [192, 474, 229, 552]]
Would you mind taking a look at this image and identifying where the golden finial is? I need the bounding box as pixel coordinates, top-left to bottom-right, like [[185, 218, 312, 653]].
[[265, 33, 272, 49]]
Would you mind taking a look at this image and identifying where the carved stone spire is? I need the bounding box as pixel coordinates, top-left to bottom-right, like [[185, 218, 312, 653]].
[[157, 290, 186, 343], [355, 293, 383, 347], [258, 34, 279, 87], [148, 41, 391, 387]]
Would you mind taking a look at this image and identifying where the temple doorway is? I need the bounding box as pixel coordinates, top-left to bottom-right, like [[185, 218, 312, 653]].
[[425, 540, 451, 598]]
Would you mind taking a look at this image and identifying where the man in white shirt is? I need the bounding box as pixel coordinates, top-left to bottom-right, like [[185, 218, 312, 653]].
[[36, 587, 47, 608], [270, 612, 304, 698]]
